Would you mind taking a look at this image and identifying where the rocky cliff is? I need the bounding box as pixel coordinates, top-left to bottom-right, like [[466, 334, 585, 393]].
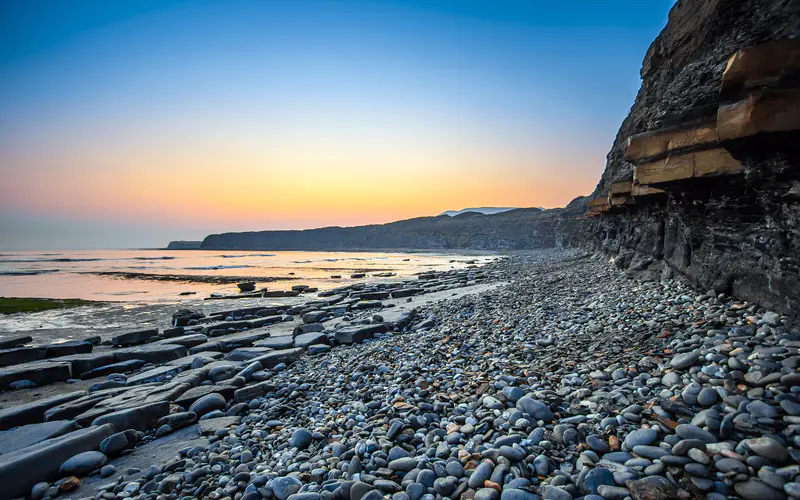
[[198, 207, 581, 251], [582, 0, 800, 313], [166, 240, 202, 250]]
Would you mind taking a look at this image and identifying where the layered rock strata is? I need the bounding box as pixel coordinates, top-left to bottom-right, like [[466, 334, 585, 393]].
[[583, 0, 800, 314]]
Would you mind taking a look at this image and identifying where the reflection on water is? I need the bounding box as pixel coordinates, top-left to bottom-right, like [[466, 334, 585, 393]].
[[0, 249, 496, 303]]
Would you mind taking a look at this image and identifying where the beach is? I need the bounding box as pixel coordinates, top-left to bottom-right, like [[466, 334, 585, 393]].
[[0, 250, 496, 345], [0, 250, 796, 499]]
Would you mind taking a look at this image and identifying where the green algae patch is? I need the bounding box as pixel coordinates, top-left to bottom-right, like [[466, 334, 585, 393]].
[[0, 297, 99, 315]]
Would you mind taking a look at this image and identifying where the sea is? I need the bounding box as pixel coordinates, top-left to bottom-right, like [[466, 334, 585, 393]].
[[0, 249, 497, 343]]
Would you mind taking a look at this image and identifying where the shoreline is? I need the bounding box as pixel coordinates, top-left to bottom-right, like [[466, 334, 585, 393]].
[[0, 249, 796, 500], [81, 271, 303, 285], [0, 297, 103, 315]]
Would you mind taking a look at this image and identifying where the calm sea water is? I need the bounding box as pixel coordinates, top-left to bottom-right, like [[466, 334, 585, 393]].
[[0, 249, 495, 303]]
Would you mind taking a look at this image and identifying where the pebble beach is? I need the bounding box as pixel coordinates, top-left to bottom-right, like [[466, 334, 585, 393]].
[[2, 250, 798, 500]]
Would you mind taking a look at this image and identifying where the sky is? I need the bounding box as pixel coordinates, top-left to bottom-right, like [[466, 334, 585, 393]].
[[0, 0, 673, 249]]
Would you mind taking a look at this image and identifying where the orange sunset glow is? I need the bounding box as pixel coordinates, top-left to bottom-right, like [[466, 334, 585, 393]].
[[0, 1, 669, 248]]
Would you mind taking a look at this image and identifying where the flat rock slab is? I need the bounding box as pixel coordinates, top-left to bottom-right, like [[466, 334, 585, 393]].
[[218, 330, 273, 351], [0, 423, 115, 498], [74, 381, 190, 426], [201, 320, 251, 335], [0, 346, 46, 367], [0, 336, 32, 350], [249, 315, 284, 328], [226, 347, 273, 361], [125, 365, 183, 386], [45, 340, 93, 358], [92, 401, 170, 432], [197, 416, 241, 435], [390, 288, 424, 298], [112, 329, 158, 347], [156, 334, 208, 348], [114, 343, 187, 364], [0, 390, 86, 430], [53, 352, 116, 375], [294, 332, 329, 350], [45, 394, 107, 422], [189, 341, 223, 354], [333, 324, 389, 345], [167, 352, 224, 368], [250, 347, 304, 368], [0, 361, 72, 389], [234, 381, 275, 403], [0, 419, 79, 455], [79, 359, 145, 379], [254, 337, 295, 350]]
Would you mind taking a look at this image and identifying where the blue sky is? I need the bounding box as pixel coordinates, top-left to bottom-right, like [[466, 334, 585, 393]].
[[0, 0, 673, 249]]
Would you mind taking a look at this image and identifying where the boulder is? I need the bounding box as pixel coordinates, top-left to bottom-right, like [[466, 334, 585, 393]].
[[99, 429, 138, 456], [157, 412, 197, 430], [188, 393, 227, 417], [172, 309, 204, 327], [175, 384, 237, 409], [58, 450, 107, 476]]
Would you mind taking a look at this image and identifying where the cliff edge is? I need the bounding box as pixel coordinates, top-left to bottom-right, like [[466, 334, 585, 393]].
[[583, 0, 800, 313]]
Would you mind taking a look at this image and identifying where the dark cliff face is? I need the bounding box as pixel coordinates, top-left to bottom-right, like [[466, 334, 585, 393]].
[[583, 0, 800, 313], [200, 208, 573, 251]]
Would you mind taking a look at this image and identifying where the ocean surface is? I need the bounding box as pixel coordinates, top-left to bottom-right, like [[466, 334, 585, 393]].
[[0, 249, 496, 342]]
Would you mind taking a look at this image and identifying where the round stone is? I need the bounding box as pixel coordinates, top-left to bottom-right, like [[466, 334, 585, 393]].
[[188, 393, 226, 417], [290, 428, 313, 449], [59, 451, 107, 476], [697, 387, 719, 406]]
